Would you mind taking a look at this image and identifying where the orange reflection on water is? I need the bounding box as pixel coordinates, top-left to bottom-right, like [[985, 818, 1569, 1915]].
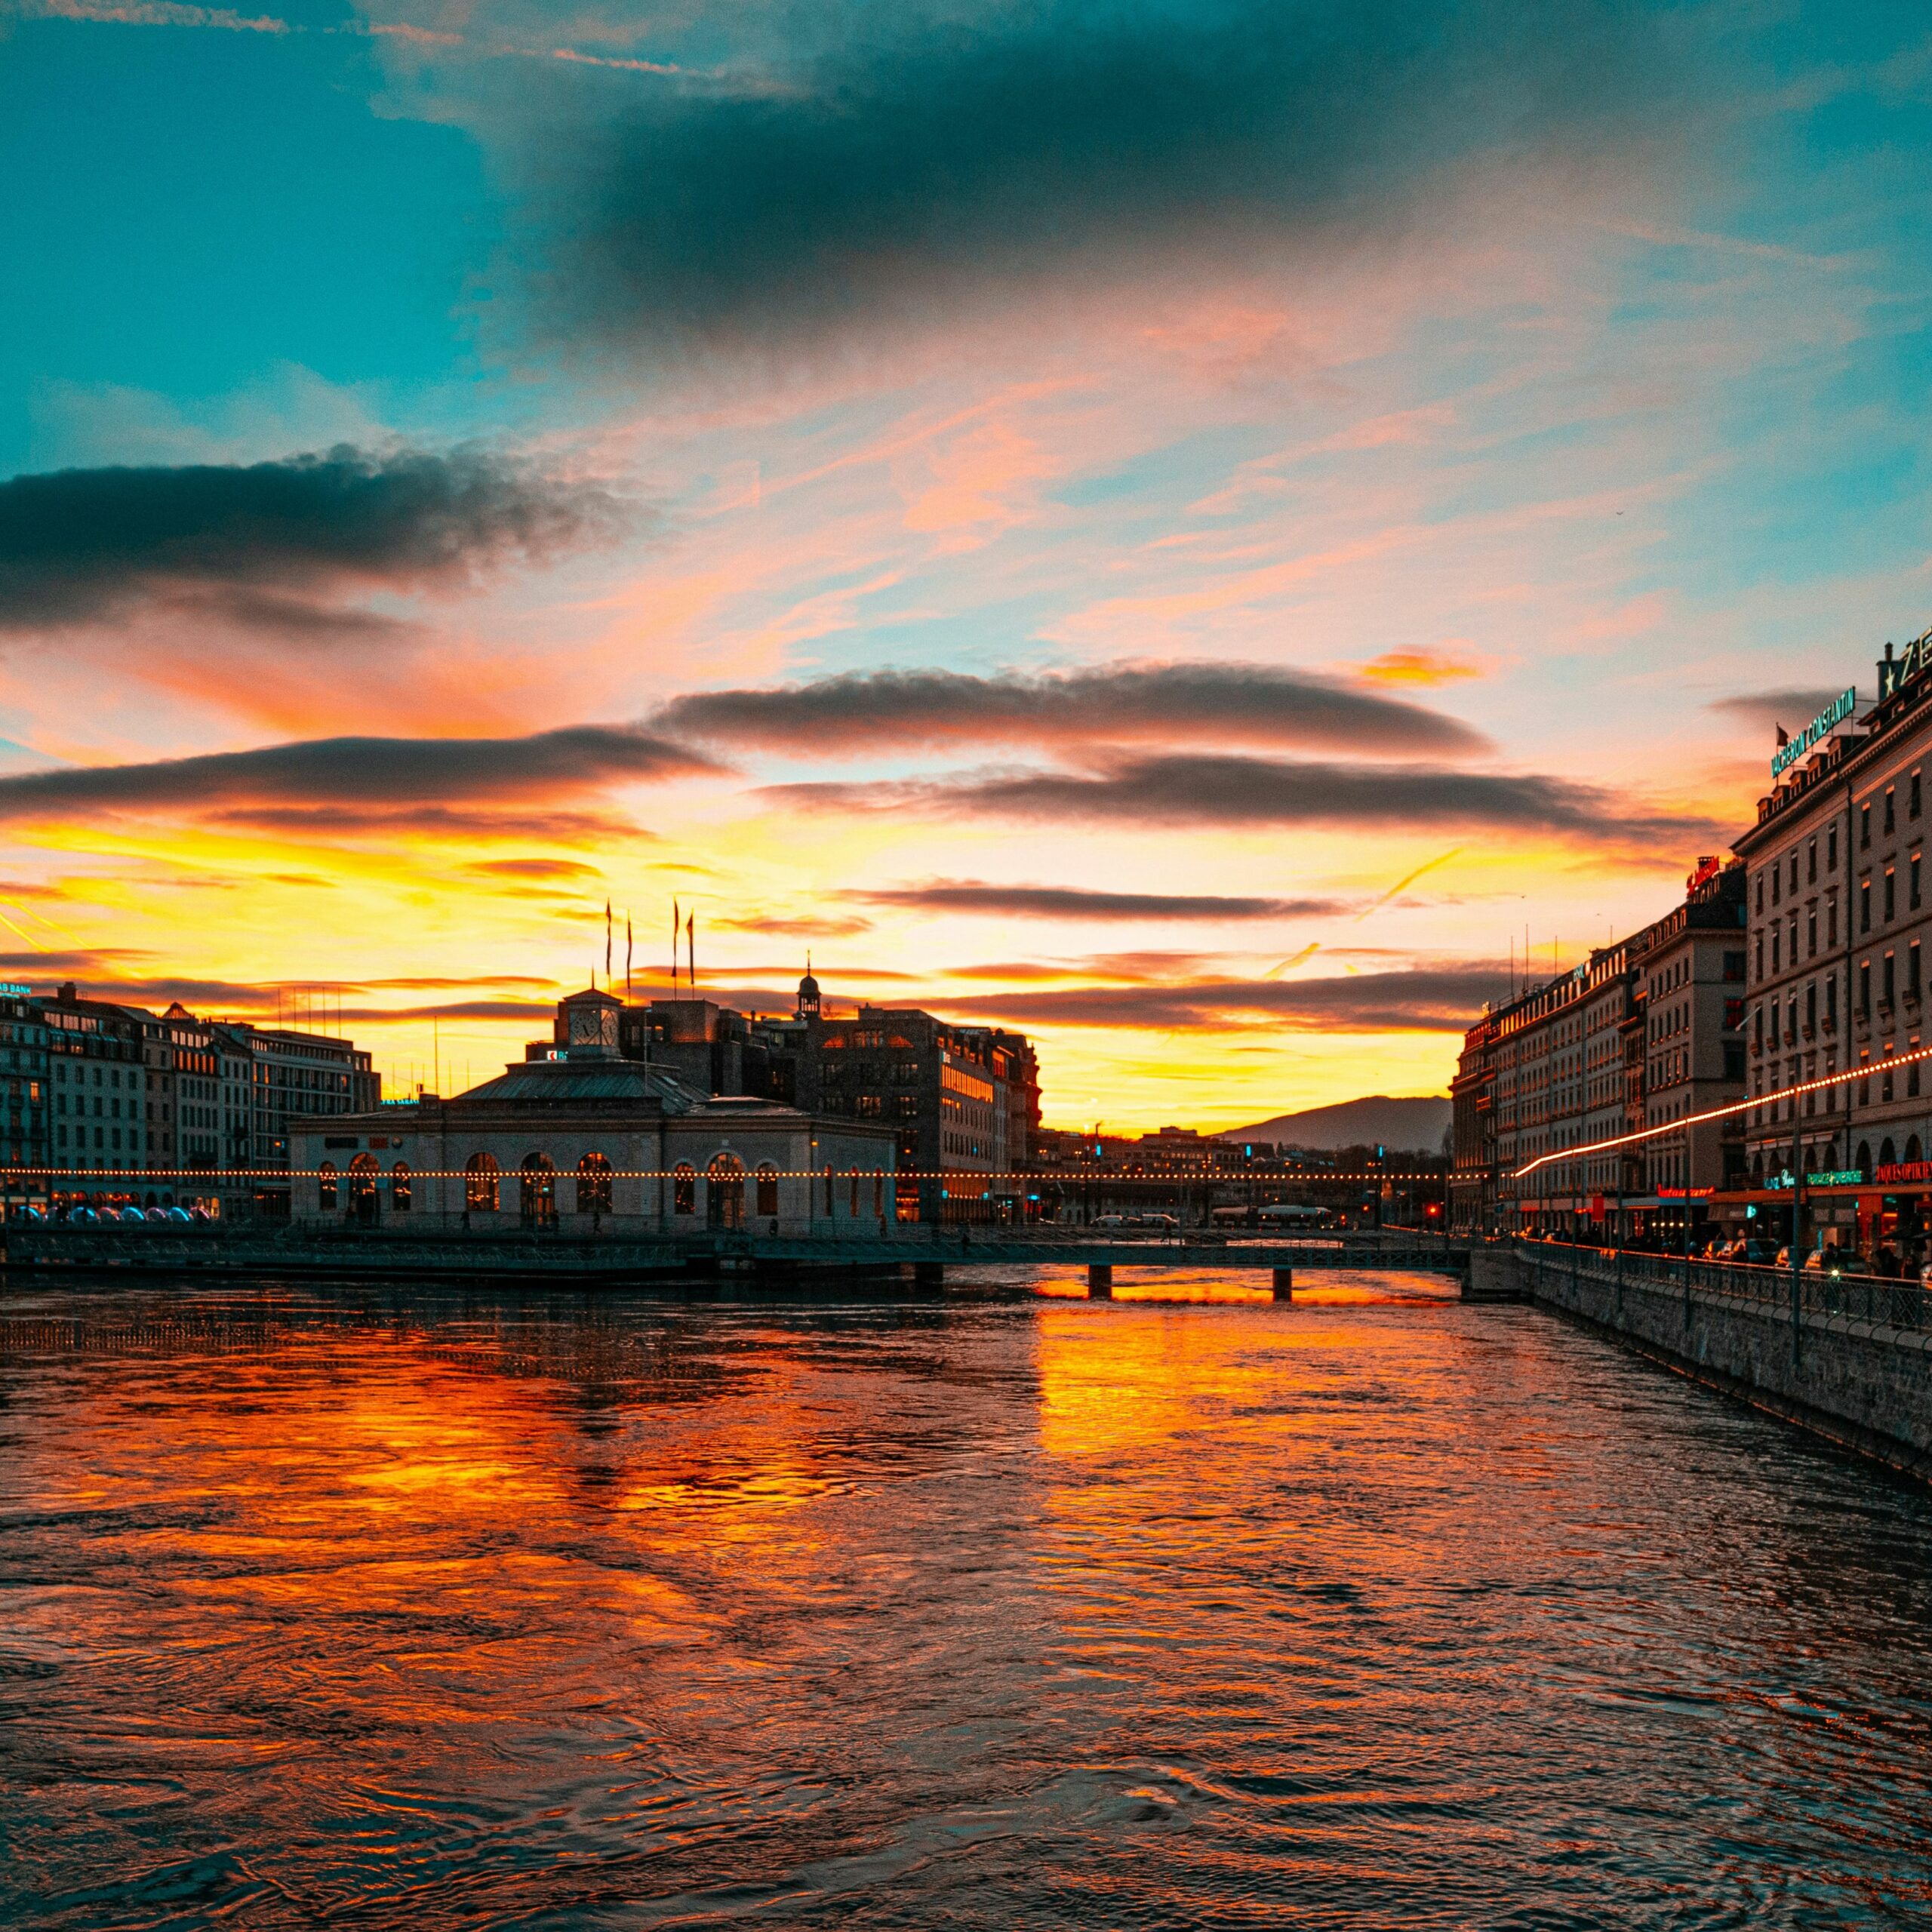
[[8, 1283, 1932, 1929]]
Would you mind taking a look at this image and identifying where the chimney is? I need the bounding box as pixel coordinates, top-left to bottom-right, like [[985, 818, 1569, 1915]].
[[58, 981, 76, 1001]]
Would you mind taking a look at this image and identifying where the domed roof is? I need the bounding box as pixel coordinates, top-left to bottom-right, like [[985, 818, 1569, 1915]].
[[798, 969, 820, 996]]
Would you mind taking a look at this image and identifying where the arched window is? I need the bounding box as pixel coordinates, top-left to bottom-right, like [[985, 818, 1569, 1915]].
[[391, 1161, 411, 1211], [466, 1152, 499, 1212], [1857, 1140, 1873, 1181], [348, 1152, 379, 1223], [874, 1172, 884, 1219], [849, 1170, 860, 1216], [576, 1152, 612, 1217], [521, 1153, 556, 1229], [1881, 1137, 1897, 1169], [318, 1160, 337, 1211], [755, 1163, 779, 1217], [673, 1163, 696, 1215], [1909, 1135, 1924, 1164], [708, 1152, 745, 1230]]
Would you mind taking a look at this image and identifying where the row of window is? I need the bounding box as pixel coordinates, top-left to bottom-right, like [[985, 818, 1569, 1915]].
[[1758, 774, 1924, 915], [318, 1152, 888, 1221]]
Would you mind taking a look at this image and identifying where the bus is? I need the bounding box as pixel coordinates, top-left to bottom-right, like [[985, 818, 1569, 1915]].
[[1211, 1203, 1338, 1231]]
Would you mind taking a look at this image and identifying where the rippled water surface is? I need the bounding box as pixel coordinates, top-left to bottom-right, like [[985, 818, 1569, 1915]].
[[5, 1268, 1931, 1929]]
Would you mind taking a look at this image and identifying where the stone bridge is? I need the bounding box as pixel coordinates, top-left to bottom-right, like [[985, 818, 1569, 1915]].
[[0, 1223, 1477, 1295]]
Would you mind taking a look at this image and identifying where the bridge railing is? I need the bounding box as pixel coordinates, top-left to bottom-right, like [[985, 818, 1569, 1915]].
[[1518, 1240, 1932, 1333]]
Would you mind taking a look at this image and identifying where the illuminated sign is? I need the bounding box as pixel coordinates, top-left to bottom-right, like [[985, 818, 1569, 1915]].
[[1873, 1159, 1932, 1186], [1776, 1168, 1884, 1188], [1684, 855, 1722, 894], [1771, 687, 1856, 777], [1809, 1169, 1863, 1186], [1876, 626, 1932, 703], [0, 982, 29, 996], [1657, 1186, 1715, 1199]]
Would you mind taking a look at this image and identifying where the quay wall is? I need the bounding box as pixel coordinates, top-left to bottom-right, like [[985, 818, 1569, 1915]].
[[1509, 1244, 1932, 1483]]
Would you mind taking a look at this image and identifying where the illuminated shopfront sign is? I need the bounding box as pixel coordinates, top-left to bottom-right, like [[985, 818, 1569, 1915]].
[[1873, 1159, 1932, 1186], [1771, 687, 1857, 777], [1767, 1169, 1863, 1189]]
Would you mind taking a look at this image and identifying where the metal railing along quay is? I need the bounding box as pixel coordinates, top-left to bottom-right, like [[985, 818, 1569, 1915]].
[[1517, 1239, 1932, 1334]]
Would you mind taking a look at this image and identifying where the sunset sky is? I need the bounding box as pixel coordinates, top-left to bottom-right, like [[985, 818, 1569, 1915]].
[[1, 0, 1929, 1130]]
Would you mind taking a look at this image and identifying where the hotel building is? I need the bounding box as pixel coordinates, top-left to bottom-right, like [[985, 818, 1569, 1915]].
[[1453, 861, 1746, 1236], [1733, 629, 1932, 1244]]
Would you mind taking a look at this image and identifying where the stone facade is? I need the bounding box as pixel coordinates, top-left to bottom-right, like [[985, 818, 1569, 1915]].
[[288, 1038, 897, 1235]]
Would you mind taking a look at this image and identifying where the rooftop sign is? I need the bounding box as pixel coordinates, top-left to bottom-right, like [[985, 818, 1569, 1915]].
[[1771, 687, 1856, 778], [1876, 625, 1932, 703]]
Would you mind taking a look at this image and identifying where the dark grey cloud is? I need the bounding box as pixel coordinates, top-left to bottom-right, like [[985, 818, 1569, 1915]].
[[0, 949, 149, 976], [1706, 689, 1847, 734], [768, 752, 1718, 844], [0, 726, 717, 823], [655, 663, 1485, 759], [712, 913, 875, 938], [216, 804, 647, 843], [467, 857, 606, 881], [857, 880, 1343, 921], [940, 965, 1511, 1032], [548, 0, 1679, 351], [338, 999, 558, 1023], [0, 445, 625, 634], [949, 952, 1217, 983], [39, 976, 278, 1011], [356, 974, 560, 992]]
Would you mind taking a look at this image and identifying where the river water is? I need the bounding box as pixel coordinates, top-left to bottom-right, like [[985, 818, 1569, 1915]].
[[3, 1268, 1930, 1930]]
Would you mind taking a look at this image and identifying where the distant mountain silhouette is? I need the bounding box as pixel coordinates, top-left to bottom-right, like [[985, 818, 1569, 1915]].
[[1226, 1094, 1451, 1153]]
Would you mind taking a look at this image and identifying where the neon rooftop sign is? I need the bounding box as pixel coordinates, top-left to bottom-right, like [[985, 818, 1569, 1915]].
[[1771, 688, 1856, 778]]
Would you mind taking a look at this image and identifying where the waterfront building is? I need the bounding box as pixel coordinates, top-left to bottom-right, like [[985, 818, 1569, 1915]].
[[288, 987, 894, 1232], [228, 1022, 380, 1214], [1453, 861, 1746, 1238], [795, 994, 1029, 1222], [131, 1003, 226, 1184], [1734, 631, 1932, 1248], [1625, 862, 1747, 1201], [0, 985, 51, 1204], [41, 984, 147, 1189]]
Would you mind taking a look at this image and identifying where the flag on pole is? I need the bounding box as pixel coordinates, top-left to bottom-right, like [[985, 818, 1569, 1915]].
[[687, 909, 695, 992], [605, 901, 613, 981], [625, 915, 632, 997], [672, 899, 680, 992]]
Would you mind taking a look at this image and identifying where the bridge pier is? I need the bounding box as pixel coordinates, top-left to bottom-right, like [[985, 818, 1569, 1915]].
[[1272, 1266, 1293, 1300], [1088, 1263, 1113, 1298]]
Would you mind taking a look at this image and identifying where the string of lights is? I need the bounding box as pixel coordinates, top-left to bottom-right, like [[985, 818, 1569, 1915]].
[[1511, 1036, 1932, 1180], [0, 1166, 1446, 1183]]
